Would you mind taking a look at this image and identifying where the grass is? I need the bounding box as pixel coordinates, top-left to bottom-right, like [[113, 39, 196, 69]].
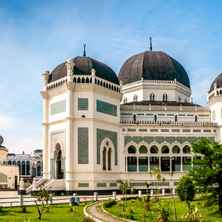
[[0, 203, 87, 222], [104, 197, 222, 222]]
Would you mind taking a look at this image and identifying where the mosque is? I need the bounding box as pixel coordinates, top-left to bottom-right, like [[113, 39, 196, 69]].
[[37, 40, 222, 194]]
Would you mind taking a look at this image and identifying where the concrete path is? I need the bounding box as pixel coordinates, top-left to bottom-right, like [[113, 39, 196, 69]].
[[86, 201, 131, 222]]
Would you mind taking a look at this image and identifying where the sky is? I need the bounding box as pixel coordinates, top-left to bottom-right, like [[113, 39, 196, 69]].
[[0, 0, 222, 153]]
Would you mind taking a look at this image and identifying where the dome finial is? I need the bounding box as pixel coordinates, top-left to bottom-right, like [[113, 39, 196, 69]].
[[149, 37, 152, 51], [83, 43, 86, 56]]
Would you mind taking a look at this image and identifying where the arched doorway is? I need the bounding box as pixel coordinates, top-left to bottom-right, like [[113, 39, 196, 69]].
[[55, 143, 64, 179]]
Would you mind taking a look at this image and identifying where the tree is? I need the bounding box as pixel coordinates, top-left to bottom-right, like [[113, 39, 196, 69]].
[[33, 187, 50, 220], [176, 175, 195, 210], [118, 180, 130, 212], [190, 138, 222, 214]]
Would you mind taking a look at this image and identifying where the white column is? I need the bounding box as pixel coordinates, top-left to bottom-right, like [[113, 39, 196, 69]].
[[180, 157, 183, 172], [41, 72, 49, 179], [148, 156, 150, 172], [65, 83, 74, 190], [170, 157, 172, 174], [65, 59, 74, 191]]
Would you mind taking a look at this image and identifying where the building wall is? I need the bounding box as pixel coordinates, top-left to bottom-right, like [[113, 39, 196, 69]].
[[0, 165, 19, 190]]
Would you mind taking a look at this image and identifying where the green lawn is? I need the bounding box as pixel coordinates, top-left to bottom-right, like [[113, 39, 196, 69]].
[[104, 197, 222, 222], [0, 203, 87, 222]]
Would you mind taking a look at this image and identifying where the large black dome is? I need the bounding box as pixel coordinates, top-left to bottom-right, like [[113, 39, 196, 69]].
[[209, 73, 222, 92], [49, 56, 119, 85], [118, 51, 190, 88]]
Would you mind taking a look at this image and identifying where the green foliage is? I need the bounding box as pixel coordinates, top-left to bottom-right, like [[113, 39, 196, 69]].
[[176, 175, 195, 208], [104, 199, 116, 208], [118, 180, 131, 211], [156, 207, 170, 222], [0, 203, 88, 222], [33, 187, 50, 220], [183, 206, 202, 222], [190, 138, 222, 213], [82, 216, 95, 222], [105, 197, 222, 222], [21, 206, 27, 213]]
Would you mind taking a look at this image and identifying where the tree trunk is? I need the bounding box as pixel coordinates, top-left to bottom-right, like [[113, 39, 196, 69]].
[[219, 192, 222, 214]]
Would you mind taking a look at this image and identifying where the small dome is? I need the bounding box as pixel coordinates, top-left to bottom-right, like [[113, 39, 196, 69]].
[[49, 56, 119, 85], [118, 51, 190, 88], [209, 73, 222, 92]]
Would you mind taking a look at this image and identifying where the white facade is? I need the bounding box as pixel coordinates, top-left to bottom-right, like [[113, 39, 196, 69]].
[[38, 56, 222, 195]]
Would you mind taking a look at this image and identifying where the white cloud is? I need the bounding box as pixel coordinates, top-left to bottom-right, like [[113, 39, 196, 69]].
[[0, 113, 17, 129]]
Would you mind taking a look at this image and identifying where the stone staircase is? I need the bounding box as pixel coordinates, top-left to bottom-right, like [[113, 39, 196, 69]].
[[26, 178, 48, 193], [43, 179, 65, 191]]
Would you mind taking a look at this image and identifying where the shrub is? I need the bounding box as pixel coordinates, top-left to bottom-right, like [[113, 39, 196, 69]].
[[104, 200, 117, 208], [120, 196, 137, 201], [156, 207, 170, 222], [21, 206, 27, 213], [176, 175, 195, 209], [183, 206, 202, 222], [82, 216, 95, 222]]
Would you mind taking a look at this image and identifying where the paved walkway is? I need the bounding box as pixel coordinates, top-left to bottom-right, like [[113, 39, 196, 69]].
[[86, 201, 130, 222]]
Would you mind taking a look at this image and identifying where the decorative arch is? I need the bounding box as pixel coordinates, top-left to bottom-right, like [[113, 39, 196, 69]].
[[54, 143, 64, 179], [161, 145, 169, 154], [124, 141, 138, 154], [172, 145, 180, 154], [150, 145, 158, 154], [183, 145, 191, 154], [128, 145, 137, 154], [100, 138, 115, 171], [139, 145, 148, 154]]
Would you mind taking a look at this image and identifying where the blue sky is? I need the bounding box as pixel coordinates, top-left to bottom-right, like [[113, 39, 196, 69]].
[[0, 0, 222, 153]]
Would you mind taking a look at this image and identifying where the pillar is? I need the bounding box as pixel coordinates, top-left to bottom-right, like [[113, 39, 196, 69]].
[[162, 188, 165, 196], [180, 157, 183, 172], [148, 156, 150, 172], [112, 191, 116, 200], [41, 71, 49, 179], [170, 157, 172, 174], [65, 59, 74, 191]]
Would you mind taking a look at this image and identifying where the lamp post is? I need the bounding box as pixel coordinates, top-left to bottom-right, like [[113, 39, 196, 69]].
[[19, 178, 25, 206]]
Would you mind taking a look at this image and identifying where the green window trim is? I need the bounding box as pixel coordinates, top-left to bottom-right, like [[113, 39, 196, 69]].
[[96, 100, 117, 116], [50, 100, 66, 115], [78, 127, 89, 164], [78, 98, 88, 110], [97, 128, 118, 165]]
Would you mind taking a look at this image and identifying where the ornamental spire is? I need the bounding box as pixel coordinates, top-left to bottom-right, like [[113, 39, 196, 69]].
[[83, 43, 86, 56], [149, 37, 152, 51]]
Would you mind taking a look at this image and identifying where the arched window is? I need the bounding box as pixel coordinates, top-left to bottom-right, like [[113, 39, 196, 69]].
[[102, 147, 107, 170], [183, 145, 191, 154], [139, 145, 148, 154], [54, 143, 63, 179], [195, 115, 198, 122], [108, 148, 112, 171], [133, 114, 137, 123], [150, 93, 155, 101], [172, 146, 180, 154], [150, 145, 158, 153], [22, 161, 26, 175], [123, 97, 127, 104], [163, 94, 168, 102], [175, 115, 178, 122], [133, 95, 138, 102], [128, 145, 136, 154], [154, 114, 157, 122], [161, 146, 169, 154]]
